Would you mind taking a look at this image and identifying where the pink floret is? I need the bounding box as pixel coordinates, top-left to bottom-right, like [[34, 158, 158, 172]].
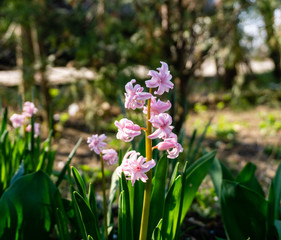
[[143, 96, 171, 117], [23, 101, 38, 117], [26, 123, 40, 137], [116, 150, 156, 186], [145, 61, 173, 95], [115, 118, 142, 142], [157, 136, 183, 159], [125, 79, 152, 110], [148, 113, 174, 139], [102, 149, 118, 165], [10, 114, 25, 128], [87, 134, 107, 154]]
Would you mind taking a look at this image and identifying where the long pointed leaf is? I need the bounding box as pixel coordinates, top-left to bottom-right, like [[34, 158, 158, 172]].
[[161, 175, 182, 240], [188, 119, 212, 165], [56, 138, 82, 186], [273, 161, 281, 218], [220, 180, 267, 240], [72, 167, 87, 199], [236, 162, 264, 196], [168, 161, 179, 191], [56, 208, 71, 240], [119, 173, 133, 240], [0, 107, 7, 135], [71, 189, 88, 240], [148, 154, 168, 239], [107, 169, 119, 235], [152, 219, 163, 240], [128, 178, 144, 240], [74, 191, 101, 240], [180, 151, 216, 223]]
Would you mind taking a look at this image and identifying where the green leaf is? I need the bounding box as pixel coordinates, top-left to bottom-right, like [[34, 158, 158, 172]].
[[273, 161, 281, 219], [118, 93, 127, 118], [0, 96, 2, 114], [0, 107, 7, 135], [236, 162, 264, 197], [137, 134, 146, 156], [56, 138, 82, 187], [71, 189, 88, 240], [0, 171, 62, 240], [274, 220, 281, 239], [45, 130, 55, 175], [180, 151, 216, 223], [88, 183, 99, 225], [188, 119, 211, 165], [118, 173, 133, 240], [72, 167, 87, 199], [74, 191, 101, 240], [185, 129, 197, 163], [267, 181, 278, 240], [220, 180, 267, 240], [168, 161, 179, 191], [152, 219, 163, 240], [56, 208, 71, 240], [161, 175, 182, 240], [127, 176, 144, 240], [118, 191, 124, 240], [209, 158, 234, 198], [148, 154, 168, 240], [10, 161, 24, 186], [107, 169, 119, 235], [209, 157, 223, 197]]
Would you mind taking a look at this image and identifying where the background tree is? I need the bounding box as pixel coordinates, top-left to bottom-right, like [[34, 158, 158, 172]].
[[257, 0, 281, 79]]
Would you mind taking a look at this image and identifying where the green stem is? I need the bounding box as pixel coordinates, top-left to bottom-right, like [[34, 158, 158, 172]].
[[139, 89, 153, 240], [100, 153, 108, 240]]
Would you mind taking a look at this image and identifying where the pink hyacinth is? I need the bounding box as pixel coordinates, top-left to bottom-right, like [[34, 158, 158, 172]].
[[143, 96, 171, 117], [115, 118, 142, 142], [87, 134, 107, 154], [116, 150, 156, 186], [26, 123, 40, 137], [23, 101, 38, 117], [10, 114, 25, 128], [148, 113, 174, 139], [125, 79, 152, 110], [145, 61, 174, 95], [157, 136, 183, 159], [102, 149, 118, 165]]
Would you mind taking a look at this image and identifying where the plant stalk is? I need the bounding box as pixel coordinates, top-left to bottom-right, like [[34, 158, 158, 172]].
[[139, 89, 153, 240], [100, 153, 108, 240]]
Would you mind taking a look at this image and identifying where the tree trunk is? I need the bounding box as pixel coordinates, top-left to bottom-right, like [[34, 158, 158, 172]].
[[20, 25, 35, 100], [223, 66, 237, 90], [270, 49, 281, 80]]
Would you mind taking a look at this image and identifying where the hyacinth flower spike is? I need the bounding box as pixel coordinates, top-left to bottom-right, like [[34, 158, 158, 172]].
[[114, 61, 182, 240], [10, 101, 40, 139], [87, 133, 117, 240]]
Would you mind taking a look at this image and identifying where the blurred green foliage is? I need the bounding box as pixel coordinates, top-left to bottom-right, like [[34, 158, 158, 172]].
[[0, 0, 280, 132]]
